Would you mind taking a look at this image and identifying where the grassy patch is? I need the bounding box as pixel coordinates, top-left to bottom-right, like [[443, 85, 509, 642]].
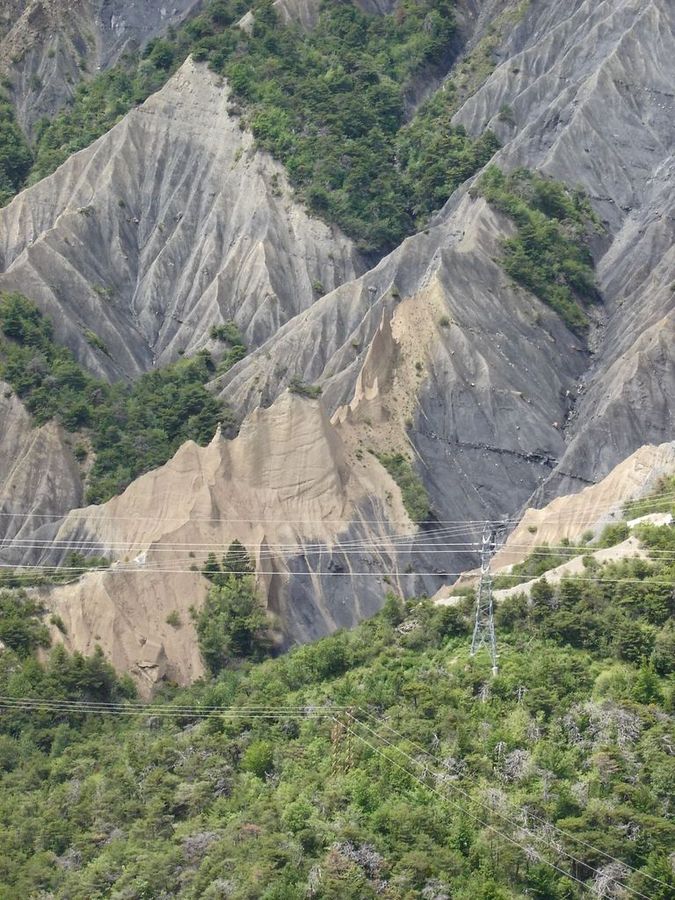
[[288, 377, 322, 399]]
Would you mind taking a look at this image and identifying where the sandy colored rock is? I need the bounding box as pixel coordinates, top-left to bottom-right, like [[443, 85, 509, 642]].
[[41, 569, 206, 696], [38, 392, 425, 691], [493, 442, 675, 569]]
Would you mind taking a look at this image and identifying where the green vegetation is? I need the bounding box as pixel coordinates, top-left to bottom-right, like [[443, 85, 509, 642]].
[[84, 329, 110, 356], [211, 321, 248, 375], [8, 0, 498, 254], [166, 610, 183, 628], [496, 522, 674, 669], [396, 91, 499, 225], [288, 377, 322, 399], [0, 551, 110, 590], [0, 524, 672, 897], [0, 89, 32, 204], [476, 166, 601, 334], [196, 541, 272, 674], [492, 544, 578, 589], [377, 451, 430, 522], [199, 0, 497, 254], [596, 521, 630, 548], [624, 473, 675, 519], [0, 589, 50, 655], [0, 292, 234, 504]]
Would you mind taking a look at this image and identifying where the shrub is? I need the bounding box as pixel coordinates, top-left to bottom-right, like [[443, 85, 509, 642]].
[[377, 452, 430, 523], [596, 522, 630, 548], [241, 740, 274, 778], [477, 166, 601, 334], [288, 377, 322, 399], [84, 329, 110, 355], [0, 590, 50, 656]]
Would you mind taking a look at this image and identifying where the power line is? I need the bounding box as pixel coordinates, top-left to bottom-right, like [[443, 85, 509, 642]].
[[0, 694, 661, 895], [4, 539, 675, 558], [352, 708, 670, 893], [0, 490, 672, 528], [343, 724, 601, 896], [1, 563, 672, 583], [343, 716, 651, 900]]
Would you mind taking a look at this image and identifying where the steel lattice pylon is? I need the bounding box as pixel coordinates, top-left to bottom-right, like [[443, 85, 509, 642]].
[[470, 522, 504, 675]]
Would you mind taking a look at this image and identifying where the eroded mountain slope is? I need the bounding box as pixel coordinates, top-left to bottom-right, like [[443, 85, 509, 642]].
[[35, 392, 428, 692], [220, 192, 589, 524], [219, 0, 674, 513], [453, 0, 675, 495], [0, 0, 201, 134], [0, 58, 363, 380], [1, 0, 673, 688]]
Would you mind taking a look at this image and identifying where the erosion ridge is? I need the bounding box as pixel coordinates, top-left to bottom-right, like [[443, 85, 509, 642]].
[[35, 392, 430, 694], [219, 0, 674, 506], [0, 58, 364, 380]]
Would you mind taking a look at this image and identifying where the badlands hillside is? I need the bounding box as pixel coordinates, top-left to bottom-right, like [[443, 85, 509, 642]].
[[0, 1, 673, 897], [0, 0, 673, 690]]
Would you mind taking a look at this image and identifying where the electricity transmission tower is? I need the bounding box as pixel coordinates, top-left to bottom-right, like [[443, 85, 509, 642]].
[[470, 522, 505, 676]]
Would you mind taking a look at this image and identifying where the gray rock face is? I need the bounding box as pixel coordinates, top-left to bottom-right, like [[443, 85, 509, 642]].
[[0, 59, 364, 380], [453, 0, 675, 498], [218, 191, 590, 528], [0, 0, 201, 134], [220, 0, 674, 514]]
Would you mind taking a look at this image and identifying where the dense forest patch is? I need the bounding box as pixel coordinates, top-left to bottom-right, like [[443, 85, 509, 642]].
[[3, 0, 499, 256], [476, 167, 602, 334], [0, 292, 237, 504], [0, 523, 672, 898], [0, 87, 32, 204]]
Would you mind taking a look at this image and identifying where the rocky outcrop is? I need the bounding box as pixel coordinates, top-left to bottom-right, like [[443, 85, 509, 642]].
[[36, 391, 430, 692], [0, 58, 363, 380], [0, 0, 201, 134], [41, 569, 207, 695], [493, 441, 675, 569]]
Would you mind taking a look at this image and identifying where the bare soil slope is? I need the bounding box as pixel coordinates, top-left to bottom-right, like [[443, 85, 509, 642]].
[[0, 58, 363, 380], [0, 0, 201, 134]]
